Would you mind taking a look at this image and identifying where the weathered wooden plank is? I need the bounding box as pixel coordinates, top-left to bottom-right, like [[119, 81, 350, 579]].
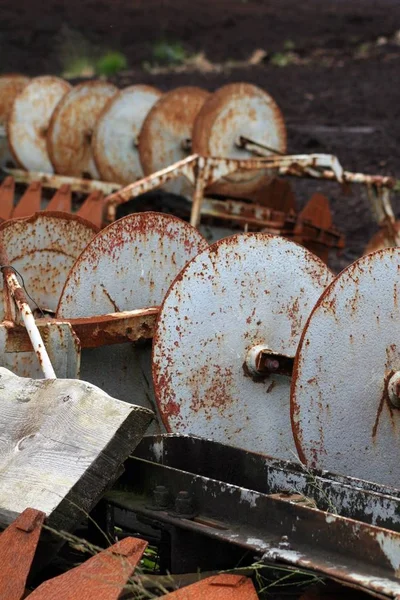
[[0, 367, 153, 539]]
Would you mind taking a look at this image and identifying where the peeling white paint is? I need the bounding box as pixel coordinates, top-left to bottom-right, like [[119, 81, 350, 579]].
[[374, 531, 400, 572]]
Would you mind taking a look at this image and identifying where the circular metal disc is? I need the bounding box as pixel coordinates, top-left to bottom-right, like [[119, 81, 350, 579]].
[[291, 248, 400, 487], [0, 75, 30, 169], [0, 212, 98, 319], [192, 83, 287, 197], [153, 234, 332, 459], [93, 85, 162, 184], [47, 81, 117, 178], [139, 87, 210, 198], [8, 76, 71, 173], [56, 212, 208, 422]]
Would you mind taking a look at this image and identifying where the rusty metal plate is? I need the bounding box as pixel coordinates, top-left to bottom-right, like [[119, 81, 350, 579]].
[[8, 76, 71, 173], [291, 248, 400, 487], [47, 80, 117, 178], [153, 234, 332, 459], [0, 74, 30, 170], [161, 575, 258, 599], [0, 212, 98, 319], [192, 83, 287, 196], [29, 537, 148, 599], [56, 212, 208, 420], [93, 84, 162, 185], [139, 87, 209, 198], [0, 508, 45, 600]]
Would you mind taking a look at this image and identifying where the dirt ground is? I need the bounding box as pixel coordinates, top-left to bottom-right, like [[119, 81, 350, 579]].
[[1, 0, 400, 270]]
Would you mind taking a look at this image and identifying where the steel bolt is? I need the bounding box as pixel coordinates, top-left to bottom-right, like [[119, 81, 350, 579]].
[[153, 485, 170, 509], [264, 358, 280, 372], [278, 535, 291, 550], [174, 490, 194, 516]]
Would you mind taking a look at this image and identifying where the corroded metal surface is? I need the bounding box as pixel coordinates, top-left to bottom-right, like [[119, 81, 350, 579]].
[[191, 83, 287, 196], [57, 212, 208, 419], [47, 81, 117, 178], [0, 211, 98, 319], [5, 308, 157, 352], [29, 537, 148, 599], [8, 76, 71, 172], [93, 84, 162, 185], [0, 74, 30, 169], [0, 242, 56, 378], [291, 247, 400, 487], [109, 434, 400, 599], [161, 575, 258, 599], [0, 508, 45, 600], [139, 87, 209, 197], [153, 234, 333, 459], [6, 166, 121, 195], [0, 175, 15, 220], [11, 180, 42, 218]]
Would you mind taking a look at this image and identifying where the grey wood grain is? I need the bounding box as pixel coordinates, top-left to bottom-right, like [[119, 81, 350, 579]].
[[0, 367, 153, 538]]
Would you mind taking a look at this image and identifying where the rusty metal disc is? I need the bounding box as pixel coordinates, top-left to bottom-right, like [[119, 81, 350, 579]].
[[0, 74, 30, 169], [47, 80, 117, 178], [8, 76, 71, 173], [192, 82, 287, 197], [153, 234, 332, 459], [0, 212, 98, 319], [139, 87, 210, 198], [56, 212, 208, 422], [93, 85, 162, 185], [291, 248, 400, 487]]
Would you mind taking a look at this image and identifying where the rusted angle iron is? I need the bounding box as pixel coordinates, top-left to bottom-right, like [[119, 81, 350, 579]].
[[3, 307, 158, 352], [0, 507, 257, 599]]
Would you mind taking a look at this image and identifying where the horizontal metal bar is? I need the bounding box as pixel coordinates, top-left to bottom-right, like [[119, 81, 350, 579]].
[[135, 435, 400, 531], [3, 168, 121, 195], [3, 307, 158, 352], [106, 450, 400, 598]]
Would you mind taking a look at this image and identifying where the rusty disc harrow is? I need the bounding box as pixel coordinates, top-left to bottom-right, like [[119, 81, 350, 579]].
[[0, 74, 30, 170], [8, 76, 71, 173], [139, 86, 210, 197], [291, 247, 400, 487], [93, 84, 162, 185], [192, 82, 287, 196], [47, 81, 117, 178], [0, 211, 98, 318], [153, 233, 332, 459], [56, 212, 208, 418]]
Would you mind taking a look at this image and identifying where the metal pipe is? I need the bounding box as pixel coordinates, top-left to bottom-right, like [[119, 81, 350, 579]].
[[0, 245, 56, 379]]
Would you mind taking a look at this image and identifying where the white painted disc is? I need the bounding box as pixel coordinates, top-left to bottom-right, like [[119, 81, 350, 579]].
[[93, 85, 162, 184], [153, 234, 332, 459], [292, 248, 400, 488], [0, 74, 30, 169], [139, 87, 209, 198], [57, 212, 208, 421], [8, 76, 71, 172], [0, 212, 98, 318], [47, 81, 117, 178], [192, 82, 287, 196]]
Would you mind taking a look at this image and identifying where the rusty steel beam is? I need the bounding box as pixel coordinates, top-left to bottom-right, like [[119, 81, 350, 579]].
[[103, 153, 395, 228], [104, 154, 198, 222], [0, 508, 45, 600], [28, 537, 148, 599], [3, 307, 158, 352], [4, 167, 121, 196]]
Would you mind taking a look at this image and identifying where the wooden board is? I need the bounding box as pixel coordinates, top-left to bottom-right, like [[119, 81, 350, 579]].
[[0, 367, 153, 534]]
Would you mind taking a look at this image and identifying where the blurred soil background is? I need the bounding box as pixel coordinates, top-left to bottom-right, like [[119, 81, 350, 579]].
[[1, 0, 400, 268]]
